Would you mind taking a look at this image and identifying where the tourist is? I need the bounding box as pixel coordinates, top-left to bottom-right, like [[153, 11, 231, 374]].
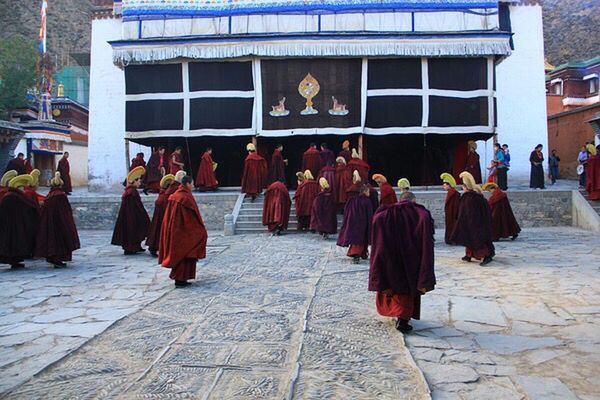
[[0, 174, 39, 269], [130, 153, 146, 170], [337, 184, 374, 263], [320, 143, 336, 168], [268, 144, 287, 184], [338, 140, 352, 163], [310, 177, 337, 238], [0, 170, 17, 203], [24, 169, 44, 209], [372, 174, 397, 205], [294, 170, 319, 231], [529, 144, 545, 189], [335, 156, 352, 209], [502, 144, 511, 169], [585, 144, 600, 200], [302, 143, 322, 178], [195, 147, 218, 191], [441, 172, 460, 245], [144, 147, 166, 194], [146, 174, 175, 257], [369, 195, 436, 333], [347, 148, 369, 182], [262, 179, 291, 235], [482, 182, 521, 241], [5, 153, 26, 175], [57, 152, 73, 195], [465, 141, 482, 184], [450, 171, 495, 266], [578, 145, 589, 189], [111, 166, 150, 255], [169, 147, 185, 175], [486, 159, 497, 184], [159, 176, 208, 288], [241, 143, 268, 201], [548, 149, 561, 185], [35, 172, 80, 268], [494, 143, 508, 190]]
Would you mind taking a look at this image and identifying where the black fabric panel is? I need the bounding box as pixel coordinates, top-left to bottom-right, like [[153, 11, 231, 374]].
[[428, 96, 488, 127], [190, 98, 253, 130], [499, 3, 514, 49], [428, 58, 487, 91], [125, 64, 183, 94], [189, 61, 254, 91], [261, 59, 362, 130], [367, 59, 422, 89], [365, 96, 422, 128], [126, 100, 183, 132]]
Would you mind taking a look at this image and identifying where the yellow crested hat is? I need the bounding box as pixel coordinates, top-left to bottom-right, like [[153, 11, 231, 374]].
[[50, 171, 64, 187], [319, 177, 329, 189], [246, 143, 256, 152], [303, 169, 314, 180], [351, 148, 360, 159], [30, 169, 41, 186], [175, 170, 187, 183], [459, 171, 476, 191], [397, 178, 410, 190], [440, 172, 457, 188], [9, 174, 33, 189], [160, 174, 175, 189], [1, 170, 18, 187], [481, 182, 498, 192], [335, 156, 346, 165], [372, 174, 386, 183], [296, 171, 305, 181], [352, 170, 361, 183], [587, 144, 597, 156], [127, 166, 145, 184]]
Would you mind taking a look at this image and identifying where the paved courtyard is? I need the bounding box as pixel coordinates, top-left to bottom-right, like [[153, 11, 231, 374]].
[[0, 227, 599, 399]]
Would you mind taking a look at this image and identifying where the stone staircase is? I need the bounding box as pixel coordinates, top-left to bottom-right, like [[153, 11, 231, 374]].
[[580, 189, 600, 217]]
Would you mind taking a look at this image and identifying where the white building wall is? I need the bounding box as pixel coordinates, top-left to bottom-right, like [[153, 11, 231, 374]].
[[64, 143, 88, 187], [496, 4, 548, 184]]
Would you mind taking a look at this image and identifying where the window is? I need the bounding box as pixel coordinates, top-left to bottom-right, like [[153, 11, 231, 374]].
[[553, 83, 562, 96], [590, 78, 598, 94]]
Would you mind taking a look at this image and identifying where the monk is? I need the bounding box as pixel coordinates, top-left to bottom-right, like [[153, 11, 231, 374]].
[[450, 171, 495, 266], [144, 147, 166, 194], [5, 153, 26, 174], [483, 183, 521, 241], [310, 177, 338, 238], [585, 144, 600, 200], [441, 172, 460, 245], [268, 144, 287, 184], [369, 199, 436, 333], [0, 170, 18, 204], [111, 166, 151, 255], [130, 153, 146, 170], [170, 147, 185, 175], [465, 141, 482, 184], [57, 152, 72, 195], [337, 184, 374, 263], [373, 174, 397, 205], [24, 169, 45, 209], [35, 172, 80, 268], [302, 143, 322, 178], [0, 174, 39, 269], [318, 159, 337, 204], [294, 170, 320, 231], [397, 178, 411, 196], [347, 148, 369, 182], [146, 174, 175, 257], [262, 179, 291, 235], [160, 176, 208, 288], [320, 143, 336, 168], [241, 143, 268, 201], [166, 171, 185, 198], [195, 147, 219, 191], [338, 140, 352, 163], [295, 171, 305, 188], [335, 157, 352, 209], [346, 170, 363, 200]]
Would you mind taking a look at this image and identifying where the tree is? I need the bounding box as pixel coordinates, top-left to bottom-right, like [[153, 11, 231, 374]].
[[0, 36, 37, 119]]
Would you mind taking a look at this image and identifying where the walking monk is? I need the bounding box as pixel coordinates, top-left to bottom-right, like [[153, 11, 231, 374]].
[[441, 172, 460, 245], [170, 147, 185, 175], [262, 179, 291, 235], [146, 174, 175, 257], [586, 144, 600, 200], [268, 144, 287, 184], [310, 177, 338, 238], [0, 170, 18, 203], [482, 182, 521, 241], [160, 176, 208, 288], [337, 184, 374, 263], [347, 148, 369, 182], [195, 147, 218, 191], [338, 140, 352, 163], [320, 143, 336, 168], [57, 151, 72, 195], [111, 166, 150, 255], [35, 172, 80, 268], [294, 170, 320, 231], [241, 143, 268, 201], [144, 147, 166, 194], [335, 157, 352, 209], [302, 143, 322, 178], [373, 174, 397, 205], [369, 198, 436, 333], [130, 153, 146, 170]]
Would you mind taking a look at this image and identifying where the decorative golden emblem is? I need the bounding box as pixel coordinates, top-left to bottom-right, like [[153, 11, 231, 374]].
[[298, 73, 320, 115]]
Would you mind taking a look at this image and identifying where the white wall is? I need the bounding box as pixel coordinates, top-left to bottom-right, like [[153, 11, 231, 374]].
[[496, 4, 548, 183], [63, 143, 88, 187]]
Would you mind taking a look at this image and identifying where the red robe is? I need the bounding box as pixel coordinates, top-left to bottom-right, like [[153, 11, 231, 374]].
[[318, 165, 337, 204], [144, 151, 163, 192], [111, 186, 150, 252], [165, 181, 181, 198], [0, 188, 39, 265], [262, 181, 291, 232], [24, 187, 43, 210], [338, 149, 352, 163], [379, 182, 397, 205], [310, 188, 338, 234], [5, 158, 26, 175], [450, 191, 495, 259], [348, 158, 370, 182], [489, 188, 521, 241], [241, 152, 268, 196], [146, 189, 169, 253], [302, 148, 322, 178], [57, 157, 72, 194], [130, 156, 146, 170], [195, 152, 218, 190], [294, 180, 320, 230], [335, 164, 352, 207], [159, 185, 207, 281], [0, 187, 8, 204], [169, 153, 184, 175], [268, 149, 286, 184], [586, 154, 600, 200], [35, 187, 80, 262], [465, 151, 482, 184], [444, 188, 461, 245]]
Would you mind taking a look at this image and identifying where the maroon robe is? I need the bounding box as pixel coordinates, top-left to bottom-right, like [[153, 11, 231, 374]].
[[320, 148, 336, 167], [379, 182, 397, 205], [5, 158, 26, 175], [348, 158, 370, 182], [268, 149, 286, 184], [294, 180, 320, 230], [0, 187, 8, 204], [111, 186, 150, 252], [444, 188, 461, 245], [318, 165, 337, 204], [586, 154, 600, 200], [489, 188, 521, 241], [195, 152, 218, 190], [0, 188, 39, 265], [159, 185, 207, 281], [465, 151, 482, 184], [302, 148, 322, 178], [146, 189, 169, 253], [165, 181, 181, 198], [262, 181, 291, 232], [170, 153, 184, 175], [130, 155, 146, 170], [335, 164, 352, 207], [35, 187, 80, 262], [450, 191, 495, 259], [310, 188, 338, 234], [24, 187, 43, 210], [338, 149, 352, 163], [144, 151, 163, 192], [241, 152, 268, 196], [337, 193, 373, 248], [57, 157, 72, 194]]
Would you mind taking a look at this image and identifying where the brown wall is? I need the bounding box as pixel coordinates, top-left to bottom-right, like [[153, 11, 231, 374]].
[[546, 95, 563, 116]]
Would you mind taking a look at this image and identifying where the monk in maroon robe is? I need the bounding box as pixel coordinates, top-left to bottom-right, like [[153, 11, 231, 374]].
[[464, 141, 482, 184], [130, 153, 146, 170], [302, 143, 322, 178], [268, 144, 287, 184], [146, 174, 175, 257], [195, 148, 219, 191], [485, 184, 521, 241], [35, 172, 80, 267], [338, 140, 352, 163], [450, 172, 495, 266], [160, 176, 207, 287], [441, 173, 460, 245], [57, 152, 72, 194], [5, 153, 26, 175], [144, 147, 165, 193], [310, 177, 337, 237], [318, 163, 337, 204], [169, 147, 185, 175], [320, 143, 336, 168], [586, 145, 600, 200], [0, 175, 39, 269], [337, 184, 374, 262], [0, 170, 18, 204], [369, 200, 436, 333], [348, 149, 370, 182], [373, 174, 397, 205], [294, 170, 320, 231], [165, 171, 185, 198], [262, 180, 291, 235], [241, 143, 268, 200], [335, 157, 352, 208], [111, 166, 151, 254]]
